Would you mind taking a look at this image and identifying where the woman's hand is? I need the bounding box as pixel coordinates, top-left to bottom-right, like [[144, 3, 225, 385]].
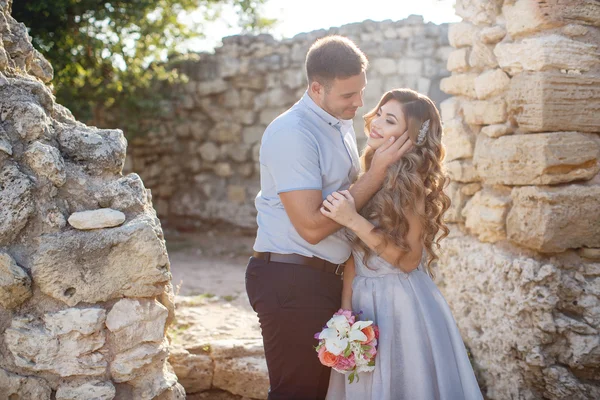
[[320, 190, 359, 228]]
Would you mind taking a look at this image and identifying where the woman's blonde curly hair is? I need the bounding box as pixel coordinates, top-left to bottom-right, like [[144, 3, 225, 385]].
[[352, 88, 451, 277]]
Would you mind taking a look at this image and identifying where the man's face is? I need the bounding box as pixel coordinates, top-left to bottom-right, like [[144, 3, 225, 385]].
[[319, 72, 366, 120]]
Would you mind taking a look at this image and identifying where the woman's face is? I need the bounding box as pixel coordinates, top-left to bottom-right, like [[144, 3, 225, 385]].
[[366, 99, 408, 150]]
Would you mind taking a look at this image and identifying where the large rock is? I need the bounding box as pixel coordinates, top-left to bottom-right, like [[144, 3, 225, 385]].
[[442, 118, 476, 161], [31, 215, 171, 306], [106, 298, 169, 353], [507, 185, 600, 252], [462, 98, 507, 125], [440, 73, 477, 98], [507, 72, 600, 133], [474, 69, 510, 100], [448, 22, 479, 48], [444, 181, 472, 223], [111, 340, 170, 383], [22, 141, 67, 187], [56, 123, 127, 175], [0, 368, 52, 400], [474, 133, 600, 185], [56, 381, 116, 400], [0, 251, 32, 309], [462, 189, 511, 243], [495, 35, 599, 74], [447, 48, 470, 73], [437, 230, 600, 399], [67, 208, 126, 230], [503, 0, 600, 38], [5, 309, 107, 377], [445, 159, 481, 183], [168, 345, 213, 394], [211, 339, 269, 399], [0, 163, 34, 244], [455, 0, 502, 25]]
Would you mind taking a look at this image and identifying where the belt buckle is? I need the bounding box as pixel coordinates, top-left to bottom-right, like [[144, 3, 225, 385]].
[[334, 263, 344, 276]]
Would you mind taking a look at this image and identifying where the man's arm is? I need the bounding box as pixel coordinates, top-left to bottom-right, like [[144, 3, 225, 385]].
[[280, 132, 413, 245]]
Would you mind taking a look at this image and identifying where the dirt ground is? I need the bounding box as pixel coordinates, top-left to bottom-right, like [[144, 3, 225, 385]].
[[164, 228, 262, 345]]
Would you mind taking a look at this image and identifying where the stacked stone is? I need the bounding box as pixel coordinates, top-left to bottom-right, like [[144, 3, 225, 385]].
[[122, 16, 452, 229], [438, 0, 600, 399], [0, 2, 184, 399]]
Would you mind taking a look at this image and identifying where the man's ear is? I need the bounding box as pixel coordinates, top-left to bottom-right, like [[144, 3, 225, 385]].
[[309, 80, 324, 96]]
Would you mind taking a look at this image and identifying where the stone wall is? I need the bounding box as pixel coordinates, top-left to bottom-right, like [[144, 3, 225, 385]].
[[119, 16, 452, 229], [0, 2, 184, 398], [437, 0, 600, 398]]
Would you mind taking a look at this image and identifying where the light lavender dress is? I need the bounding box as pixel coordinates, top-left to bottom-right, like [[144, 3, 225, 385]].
[[326, 251, 484, 400]]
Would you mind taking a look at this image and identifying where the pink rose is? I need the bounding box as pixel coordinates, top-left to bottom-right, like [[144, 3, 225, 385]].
[[318, 345, 339, 367], [334, 353, 356, 371], [373, 325, 379, 339]]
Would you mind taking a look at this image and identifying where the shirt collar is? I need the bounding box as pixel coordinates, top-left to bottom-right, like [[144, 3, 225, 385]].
[[301, 91, 343, 128]]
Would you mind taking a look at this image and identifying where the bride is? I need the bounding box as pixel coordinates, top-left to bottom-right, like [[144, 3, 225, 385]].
[[321, 88, 484, 400]]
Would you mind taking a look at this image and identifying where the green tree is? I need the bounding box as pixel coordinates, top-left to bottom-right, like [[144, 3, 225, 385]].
[[13, 0, 274, 134]]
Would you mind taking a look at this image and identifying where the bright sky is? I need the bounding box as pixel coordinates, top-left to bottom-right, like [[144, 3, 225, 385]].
[[182, 0, 460, 52]]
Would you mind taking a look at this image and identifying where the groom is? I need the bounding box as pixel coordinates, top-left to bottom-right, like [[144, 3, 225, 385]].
[[246, 35, 412, 400]]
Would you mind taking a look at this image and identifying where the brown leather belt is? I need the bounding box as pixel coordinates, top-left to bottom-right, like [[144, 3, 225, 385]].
[[252, 251, 344, 275]]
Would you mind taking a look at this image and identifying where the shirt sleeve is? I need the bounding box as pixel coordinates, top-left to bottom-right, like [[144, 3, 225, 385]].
[[261, 128, 322, 194]]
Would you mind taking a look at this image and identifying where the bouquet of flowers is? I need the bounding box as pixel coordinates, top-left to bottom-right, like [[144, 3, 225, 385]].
[[314, 309, 378, 383]]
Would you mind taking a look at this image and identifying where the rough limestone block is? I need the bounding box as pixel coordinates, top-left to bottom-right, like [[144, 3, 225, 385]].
[[5, 310, 107, 377], [67, 208, 126, 230], [55, 381, 116, 400], [0, 252, 31, 309], [455, 0, 502, 25], [507, 185, 600, 252], [0, 369, 52, 400], [213, 357, 269, 399], [31, 215, 171, 306], [23, 141, 66, 187], [447, 48, 470, 73], [495, 35, 600, 74], [479, 26, 506, 44], [448, 22, 480, 48], [440, 73, 477, 98], [106, 298, 169, 353], [111, 340, 169, 383], [442, 118, 476, 161], [56, 124, 127, 175], [468, 41, 498, 70], [503, 0, 600, 38], [462, 188, 512, 243], [474, 133, 600, 185], [440, 97, 462, 122], [444, 181, 470, 223], [169, 345, 213, 394], [371, 58, 398, 76], [481, 124, 513, 138], [0, 163, 34, 245], [463, 98, 507, 125], [507, 72, 600, 133], [475, 69, 510, 100], [445, 159, 480, 183], [436, 230, 600, 399]]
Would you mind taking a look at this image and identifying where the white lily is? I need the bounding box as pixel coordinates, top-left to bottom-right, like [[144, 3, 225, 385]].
[[347, 320, 372, 342]]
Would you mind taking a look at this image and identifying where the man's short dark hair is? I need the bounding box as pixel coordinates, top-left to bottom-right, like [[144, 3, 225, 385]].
[[305, 35, 369, 88]]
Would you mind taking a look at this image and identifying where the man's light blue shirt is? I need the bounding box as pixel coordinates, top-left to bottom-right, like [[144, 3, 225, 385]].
[[253, 92, 361, 264]]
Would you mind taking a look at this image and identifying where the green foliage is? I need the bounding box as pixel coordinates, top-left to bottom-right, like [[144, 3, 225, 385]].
[[13, 0, 274, 134]]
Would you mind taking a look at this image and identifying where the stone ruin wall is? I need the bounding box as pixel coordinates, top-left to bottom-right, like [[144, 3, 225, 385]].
[[118, 16, 452, 229], [0, 1, 185, 398], [436, 0, 600, 399]]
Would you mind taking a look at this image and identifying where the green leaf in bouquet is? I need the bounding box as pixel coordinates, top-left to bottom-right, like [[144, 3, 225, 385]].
[[348, 372, 355, 384], [368, 360, 376, 367], [344, 345, 352, 358]]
